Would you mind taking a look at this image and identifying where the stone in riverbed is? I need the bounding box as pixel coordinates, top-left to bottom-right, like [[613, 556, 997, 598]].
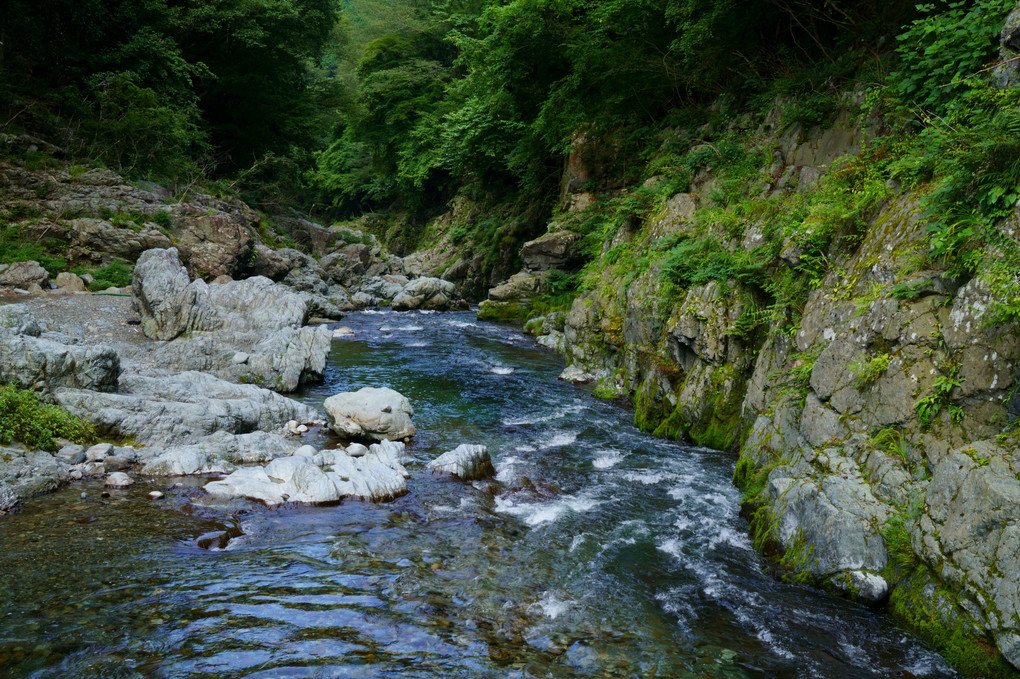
[[204, 442, 409, 505], [105, 472, 135, 488], [323, 387, 416, 441], [54, 272, 87, 292], [426, 444, 494, 481]]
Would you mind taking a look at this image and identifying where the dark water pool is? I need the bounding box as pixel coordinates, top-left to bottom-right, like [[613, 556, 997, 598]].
[[0, 310, 953, 678]]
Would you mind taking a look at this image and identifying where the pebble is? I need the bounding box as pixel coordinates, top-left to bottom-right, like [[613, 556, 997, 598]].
[[80, 492, 88, 499], [149, 491, 163, 500]]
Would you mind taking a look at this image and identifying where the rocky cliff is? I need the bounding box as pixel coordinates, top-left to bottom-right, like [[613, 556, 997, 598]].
[[482, 93, 1020, 674]]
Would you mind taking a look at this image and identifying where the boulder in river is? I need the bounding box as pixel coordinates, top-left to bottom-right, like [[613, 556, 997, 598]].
[[204, 441, 410, 505], [323, 387, 416, 441], [391, 277, 466, 311], [426, 444, 494, 481]]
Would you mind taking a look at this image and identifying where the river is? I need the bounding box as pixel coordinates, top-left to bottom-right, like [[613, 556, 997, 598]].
[[0, 310, 953, 678]]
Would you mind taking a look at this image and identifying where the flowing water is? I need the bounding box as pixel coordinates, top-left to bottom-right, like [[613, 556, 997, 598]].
[[0, 310, 954, 678]]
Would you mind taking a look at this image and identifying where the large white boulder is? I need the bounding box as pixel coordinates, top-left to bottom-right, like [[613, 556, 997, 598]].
[[204, 442, 409, 505], [323, 387, 416, 441]]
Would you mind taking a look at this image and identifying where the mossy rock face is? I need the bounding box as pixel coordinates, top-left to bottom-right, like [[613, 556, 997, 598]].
[[891, 569, 1019, 679]]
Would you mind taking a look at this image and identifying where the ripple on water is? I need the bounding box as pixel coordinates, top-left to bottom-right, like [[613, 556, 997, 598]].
[[0, 310, 960, 679]]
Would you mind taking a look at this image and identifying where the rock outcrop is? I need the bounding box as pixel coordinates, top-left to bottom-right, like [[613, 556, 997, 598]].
[[510, 91, 1020, 671], [54, 371, 319, 446], [131, 248, 330, 391], [0, 261, 49, 289], [0, 304, 120, 394], [391, 277, 466, 311], [323, 387, 416, 441]]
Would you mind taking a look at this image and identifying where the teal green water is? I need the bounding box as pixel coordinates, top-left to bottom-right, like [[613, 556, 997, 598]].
[[0, 310, 953, 677]]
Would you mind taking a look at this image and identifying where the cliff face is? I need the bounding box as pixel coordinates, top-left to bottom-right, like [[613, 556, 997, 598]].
[[478, 97, 1020, 674]]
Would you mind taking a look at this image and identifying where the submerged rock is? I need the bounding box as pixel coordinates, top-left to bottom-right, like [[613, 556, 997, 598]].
[[323, 387, 416, 441], [426, 444, 494, 481], [105, 472, 135, 488]]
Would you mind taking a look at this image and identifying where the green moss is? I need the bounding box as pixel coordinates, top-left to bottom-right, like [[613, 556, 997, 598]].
[[890, 570, 1019, 679], [476, 300, 529, 324]]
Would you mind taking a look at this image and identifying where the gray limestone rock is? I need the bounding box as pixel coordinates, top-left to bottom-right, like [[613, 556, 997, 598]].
[[54, 371, 319, 447], [105, 471, 135, 488], [520, 230, 580, 271], [54, 272, 88, 292], [324, 387, 416, 441], [392, 277, 465, 311], [0, 448, 70, 511], [0, 333, 120, 394], [204, 444, 409, 505], [0, 261, 48, 288], [426, 444, 494, 481]]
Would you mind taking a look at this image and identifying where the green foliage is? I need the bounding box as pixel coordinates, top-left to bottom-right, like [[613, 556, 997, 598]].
[[891, 571, 1018, 678], [72, 259, 134, 291], [889, 0, 1014, 117], [0, 224, 68, 277], [881, 507, 921, 574], [851, 353, 893, 389], [0, 384, 96, 451], [915, 363, 965, 427], [871, 427, 912, 466], [0, 0, 341, 189]]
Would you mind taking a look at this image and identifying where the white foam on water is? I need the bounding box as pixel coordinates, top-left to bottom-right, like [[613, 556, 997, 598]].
[[431, 504, 456, 513], [703, 525, 752, 551], [501, 403, 586, 426], [407, 342, 429, 348], [540, 432, 577, 449], [448, 320, 479, 329], [379, 324, 424, 333], [362, 309, 391, 315], [592, 449, 625, 469], [494, 494, 599, 527], [569, 534, 589, 552], [495, 455, 527, 483], [490, 366, 515, 375], [622, 471, 673, 485], [417, 310, 438, 315], [530, 592, 572, 619]]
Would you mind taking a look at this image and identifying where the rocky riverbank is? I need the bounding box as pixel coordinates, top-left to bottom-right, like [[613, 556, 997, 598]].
[[0, 148, 480, 514], [472, 80, 1020, 679]]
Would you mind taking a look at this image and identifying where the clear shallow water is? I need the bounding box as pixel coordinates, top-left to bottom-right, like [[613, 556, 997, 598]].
[[0, 310, 954, 678]]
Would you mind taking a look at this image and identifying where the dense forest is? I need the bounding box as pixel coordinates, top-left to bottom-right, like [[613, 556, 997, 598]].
[[4, 0, 1020, 300]]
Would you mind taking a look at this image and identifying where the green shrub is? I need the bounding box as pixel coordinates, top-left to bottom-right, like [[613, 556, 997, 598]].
[[0, 384, 96, 451], [72, 258, 134, 290], [0, 224, 68, 276]]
